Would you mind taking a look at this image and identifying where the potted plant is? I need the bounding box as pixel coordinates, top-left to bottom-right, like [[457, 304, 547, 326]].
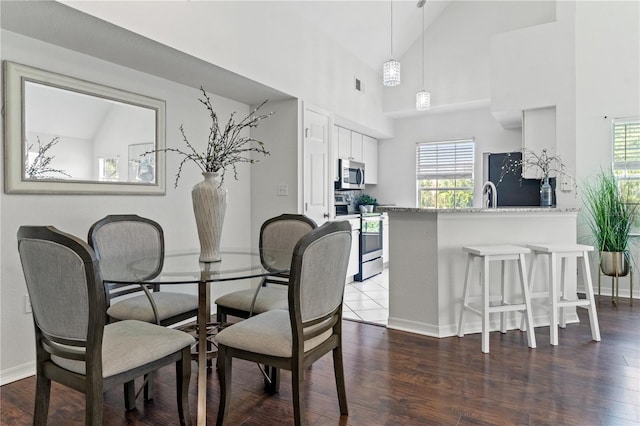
[[357, 194, 377, 213], [582, 170, 638, 279]]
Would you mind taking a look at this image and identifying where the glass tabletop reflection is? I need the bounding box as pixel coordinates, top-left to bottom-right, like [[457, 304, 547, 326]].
[[100, 248, 291, 284]]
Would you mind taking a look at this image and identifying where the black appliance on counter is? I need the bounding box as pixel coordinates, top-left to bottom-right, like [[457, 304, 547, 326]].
[[355, 213, 383, 281], [483, 151, 556, 207]]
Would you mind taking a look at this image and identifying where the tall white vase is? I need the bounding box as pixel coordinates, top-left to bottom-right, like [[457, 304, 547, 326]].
[[192, 172, 227, 262]]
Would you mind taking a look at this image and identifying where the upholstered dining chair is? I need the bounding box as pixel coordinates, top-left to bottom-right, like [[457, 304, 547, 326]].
[[215, 220, 351, 426], [17, 225, 194, 426], [88, 214, 198, 403], [215, 213, 317, 322], [88, 214, 198, 327]]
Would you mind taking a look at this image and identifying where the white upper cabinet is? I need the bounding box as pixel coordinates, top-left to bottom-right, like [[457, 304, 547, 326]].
[[350, 132, 363, 162], [362, 135, 378, 184], [337, 126, 363, 163], [337, 126, 352, 160]]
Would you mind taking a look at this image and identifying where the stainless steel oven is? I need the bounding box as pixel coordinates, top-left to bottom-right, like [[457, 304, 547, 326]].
[[355, 213, 383, 281]]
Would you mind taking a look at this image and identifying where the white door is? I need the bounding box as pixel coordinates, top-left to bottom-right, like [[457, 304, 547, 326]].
[[303, 107, 330, 225]]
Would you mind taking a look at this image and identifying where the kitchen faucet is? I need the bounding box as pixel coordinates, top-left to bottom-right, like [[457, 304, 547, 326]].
[[482, 181, 497, 209]]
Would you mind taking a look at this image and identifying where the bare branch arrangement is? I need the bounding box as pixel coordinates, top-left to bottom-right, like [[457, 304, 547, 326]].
[[147, 87, 274, 188], [24, 136, 71, 180], [499, 148, 571, 184]]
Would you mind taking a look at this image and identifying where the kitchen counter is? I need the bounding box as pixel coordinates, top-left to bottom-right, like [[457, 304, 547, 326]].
[[377, 206, 579, 214], [381, 206, 581, 338]]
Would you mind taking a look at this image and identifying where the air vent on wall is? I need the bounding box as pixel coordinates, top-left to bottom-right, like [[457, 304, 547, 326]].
[[354, 77, 363, 92]]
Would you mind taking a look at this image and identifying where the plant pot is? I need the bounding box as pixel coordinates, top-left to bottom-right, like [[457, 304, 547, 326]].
[[599, 251, 630, 277], [192, 172, 227, 262]]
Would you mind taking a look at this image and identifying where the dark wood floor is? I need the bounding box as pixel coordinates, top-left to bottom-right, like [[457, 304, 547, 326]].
[[2, 295, 639, 425]]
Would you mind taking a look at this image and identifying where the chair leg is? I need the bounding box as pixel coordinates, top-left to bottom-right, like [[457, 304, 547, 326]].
[[518, 253, 536, 349], [481, 255, 490, 354], [263, 365, 280, 394], [500, 260, 507, 334], [216, 345, 232, 426], [333, 346, 348, 416], [34, 373, 51, 425], [457, 254, 474, 338], [176, 347, 192, 426], [520, 252, 538, 332], [124, 380, 135, 411], [580, 252, 601, 342], [85, 378, 103, 426], [292, 365, 305, 426], [549, 252, 559, 346], [559, 256, 568, 329], [144, 371, 155, 401]]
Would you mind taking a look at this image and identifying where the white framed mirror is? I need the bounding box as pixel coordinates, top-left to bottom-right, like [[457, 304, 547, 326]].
[[3, 61, 166, 194]]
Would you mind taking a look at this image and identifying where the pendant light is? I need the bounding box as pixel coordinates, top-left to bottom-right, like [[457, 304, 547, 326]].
[[416, 1, 431, 111], [383, 0, 400, 86]]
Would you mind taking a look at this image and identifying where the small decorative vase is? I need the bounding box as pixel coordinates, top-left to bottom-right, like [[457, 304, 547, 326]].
[[540, 176, 553, 207], [192, 172, 227, 262]]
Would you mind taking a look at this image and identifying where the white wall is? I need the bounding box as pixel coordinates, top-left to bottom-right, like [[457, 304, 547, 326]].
[[574, 1, 640, 296], [384, 0, 556, 116], [63, 1, 393, 139], [374, 106, 522, 207], [250, 98, 301, 249], [0, 30, 267, 383]]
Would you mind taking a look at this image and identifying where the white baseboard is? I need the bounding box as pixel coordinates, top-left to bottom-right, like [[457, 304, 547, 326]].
[[1, 361, 35, 386], [386, 312, 580, 340]]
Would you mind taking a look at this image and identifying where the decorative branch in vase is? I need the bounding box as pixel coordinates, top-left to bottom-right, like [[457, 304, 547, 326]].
[[498, 148, 573, 207], [145, 86, 274, 262], [24, 136, 71, 180]]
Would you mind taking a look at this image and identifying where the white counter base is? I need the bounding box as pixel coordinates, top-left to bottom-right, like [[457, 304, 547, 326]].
[[379, 208, 581, 339]]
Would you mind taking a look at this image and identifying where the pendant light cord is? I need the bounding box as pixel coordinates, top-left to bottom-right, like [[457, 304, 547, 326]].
[[390, 0, 394, 58], [422, 4, 425, 88]]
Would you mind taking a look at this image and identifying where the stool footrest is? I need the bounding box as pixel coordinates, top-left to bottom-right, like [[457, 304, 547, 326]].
[[557, 299, 592, 308], [464, 302, 527, 315]]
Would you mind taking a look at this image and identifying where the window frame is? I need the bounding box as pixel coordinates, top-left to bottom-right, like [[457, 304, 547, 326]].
[[416, 139, 475, 209], [612, 117, 640, 233]]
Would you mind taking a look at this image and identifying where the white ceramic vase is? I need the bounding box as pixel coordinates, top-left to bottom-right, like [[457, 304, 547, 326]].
[[192, 172, 227, 262]]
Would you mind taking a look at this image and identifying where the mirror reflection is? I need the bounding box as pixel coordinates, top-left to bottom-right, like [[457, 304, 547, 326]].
[[3, 60, 165, 194], [24, 81, 157, 183]]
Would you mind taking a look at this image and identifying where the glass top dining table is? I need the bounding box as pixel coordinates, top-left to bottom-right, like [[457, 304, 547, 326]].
[[100, 248, 291, 426]]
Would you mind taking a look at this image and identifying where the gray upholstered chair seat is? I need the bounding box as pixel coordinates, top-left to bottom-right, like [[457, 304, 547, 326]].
[[51, 320, 195, 378], [107, 292, 198, 323], [214, 287, 288, 316], [215, 309, 332, 358]]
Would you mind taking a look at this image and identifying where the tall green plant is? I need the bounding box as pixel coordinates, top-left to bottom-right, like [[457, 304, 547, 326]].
[[583, 171, 638, 252]]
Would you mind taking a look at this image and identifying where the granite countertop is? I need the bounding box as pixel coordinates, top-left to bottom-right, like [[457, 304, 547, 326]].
[[376, 206, 580, 214]]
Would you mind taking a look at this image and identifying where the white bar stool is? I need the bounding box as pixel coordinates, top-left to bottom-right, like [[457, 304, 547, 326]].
[[525, 243, 601, 346], [457, 245, 536, 354]]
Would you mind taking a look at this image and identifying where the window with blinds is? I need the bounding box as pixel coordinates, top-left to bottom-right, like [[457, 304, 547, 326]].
[[416, 139, 475, 208], [612, 118, 640, 205]]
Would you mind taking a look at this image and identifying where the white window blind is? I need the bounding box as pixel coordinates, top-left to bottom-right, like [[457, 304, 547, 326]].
[[416, 140, 475, 180], [613, 118, 640, 174]]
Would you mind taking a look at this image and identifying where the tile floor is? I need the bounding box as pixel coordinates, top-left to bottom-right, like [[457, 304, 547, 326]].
[[342, 267, 389, 326]]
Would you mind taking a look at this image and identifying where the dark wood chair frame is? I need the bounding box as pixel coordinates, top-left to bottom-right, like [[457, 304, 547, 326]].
[[88, 214, 199, 406], [216, 221, 351, 426], [17, 226, 192, 426], [88, 214, 198, 327], [216, 213, 317, 323]]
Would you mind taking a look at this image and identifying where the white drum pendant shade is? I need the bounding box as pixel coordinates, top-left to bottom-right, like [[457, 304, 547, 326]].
[[383, 59, 401, 87], [416, 90, 431, 111]]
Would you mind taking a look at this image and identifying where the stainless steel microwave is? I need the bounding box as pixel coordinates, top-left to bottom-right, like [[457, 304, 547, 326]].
[[336, 159, 365, 190]]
